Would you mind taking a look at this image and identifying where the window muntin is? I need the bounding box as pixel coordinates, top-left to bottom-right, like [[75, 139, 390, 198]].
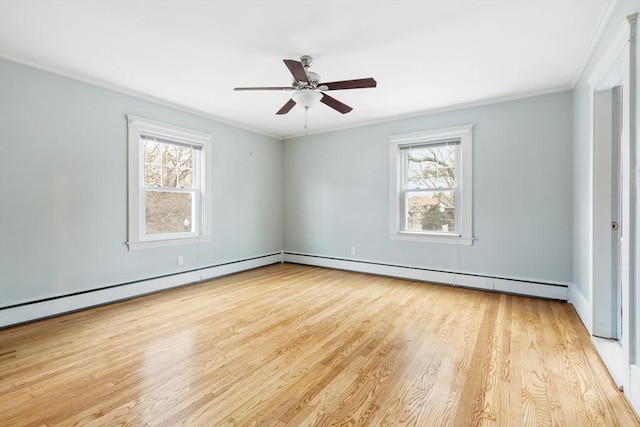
[[143, 137, 194, 188], [389, 125, 473, 245], [127, 115, 211, 250]]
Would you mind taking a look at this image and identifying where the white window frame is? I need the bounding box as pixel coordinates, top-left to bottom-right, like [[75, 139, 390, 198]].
[[127, 115, 212, 250], [389, 124, 473, 245]]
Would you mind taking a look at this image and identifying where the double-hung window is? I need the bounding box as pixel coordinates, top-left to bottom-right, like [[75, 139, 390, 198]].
[[127, 115, 212, 250], [389, 124, 473, 245]]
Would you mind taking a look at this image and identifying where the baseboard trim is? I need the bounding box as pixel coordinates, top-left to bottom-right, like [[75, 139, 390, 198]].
[[568, 282, 593, 333], [0, 252, 282, 328], [283, 252, 569, 300], [592, 336, 624, 388], [629, 364, 640, 415]]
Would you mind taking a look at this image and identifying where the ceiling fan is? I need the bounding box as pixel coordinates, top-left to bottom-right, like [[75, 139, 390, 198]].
[[234, 55, 377, 115]]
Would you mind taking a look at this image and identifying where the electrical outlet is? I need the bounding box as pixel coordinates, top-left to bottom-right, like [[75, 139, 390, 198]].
[[351, 246, 357, 255], [177, 255, 184, 266]]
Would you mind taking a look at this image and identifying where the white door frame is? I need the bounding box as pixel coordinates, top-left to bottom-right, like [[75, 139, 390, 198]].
[[588, 14, 638, 414]]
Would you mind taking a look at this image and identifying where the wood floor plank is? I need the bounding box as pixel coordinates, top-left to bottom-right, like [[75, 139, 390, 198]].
[[0, 263, 638, 426]]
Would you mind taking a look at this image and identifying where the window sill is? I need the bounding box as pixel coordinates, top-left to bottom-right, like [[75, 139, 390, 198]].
[[390, 232, 474, 245], [127, 235, 211, 251]]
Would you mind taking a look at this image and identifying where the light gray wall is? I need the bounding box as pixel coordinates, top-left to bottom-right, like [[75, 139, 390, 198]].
[[573, 0, 639, 303], [0, 58, 282, 305], [283, 91, 574, 284], [0, 54, 580, 307]]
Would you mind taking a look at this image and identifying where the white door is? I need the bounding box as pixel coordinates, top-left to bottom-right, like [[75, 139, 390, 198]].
[[611, 85, 623, 342]]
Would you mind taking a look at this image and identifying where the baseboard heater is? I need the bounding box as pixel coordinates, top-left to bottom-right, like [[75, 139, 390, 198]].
[[0, 252, 283, 328], [283, 251, 569, 301], [1, 251, 569, 328]]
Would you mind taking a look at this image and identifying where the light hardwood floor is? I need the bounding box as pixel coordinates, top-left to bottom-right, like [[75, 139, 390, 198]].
[[1, 263, 638, 426]]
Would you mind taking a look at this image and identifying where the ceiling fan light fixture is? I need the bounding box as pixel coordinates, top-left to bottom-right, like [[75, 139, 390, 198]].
[[292, 90, 322, 109]]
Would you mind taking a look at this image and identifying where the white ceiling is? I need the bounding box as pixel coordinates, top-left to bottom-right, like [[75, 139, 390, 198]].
[[0, 0, 615, 139]]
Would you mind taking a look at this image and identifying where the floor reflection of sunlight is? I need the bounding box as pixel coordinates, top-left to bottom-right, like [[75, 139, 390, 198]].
[[141, 330, 194, 423]]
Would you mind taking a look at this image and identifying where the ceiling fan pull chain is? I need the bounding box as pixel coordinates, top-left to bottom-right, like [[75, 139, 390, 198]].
[[305, 107, 309, 136]]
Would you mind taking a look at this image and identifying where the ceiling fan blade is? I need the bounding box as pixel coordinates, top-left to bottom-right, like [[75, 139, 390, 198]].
[[319, 78, 377, 90], [320, 94, 353, 114], [234, 86, 294, 91], [283, 59, 309, 84], [276, 99, 297, 115]]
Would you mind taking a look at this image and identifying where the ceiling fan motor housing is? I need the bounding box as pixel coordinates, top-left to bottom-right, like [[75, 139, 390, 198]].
[[292, 70, 320, 89], [304, 70, 320, 86]]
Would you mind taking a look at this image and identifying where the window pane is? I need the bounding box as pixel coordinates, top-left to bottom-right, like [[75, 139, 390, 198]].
[[177, 146, 193, 168], [405, 190, 455, 233], [144, 165, 161, 186], [145, 191, 193, 235], [162, 167, 177, 187], [178, 168, 193, 188], [162, 144, 177, 165], [405, 145, 456, 189], [144, 141, 162, 165]]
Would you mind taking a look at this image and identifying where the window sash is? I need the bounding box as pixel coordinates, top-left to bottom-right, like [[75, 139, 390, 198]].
[[400, 141, 460, 234], [142, 138, 200, 189], [400, 189, 458, 235], [143, 189, 199, 238], [139, 138, 202, 239]]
